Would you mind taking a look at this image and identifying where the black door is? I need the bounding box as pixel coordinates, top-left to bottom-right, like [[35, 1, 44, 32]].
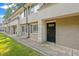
[[47, 22, 56, 43]]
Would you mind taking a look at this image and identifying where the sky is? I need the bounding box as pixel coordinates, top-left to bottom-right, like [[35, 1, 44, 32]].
[[0, 3, 8, 23], [0, 3, 19, 23]]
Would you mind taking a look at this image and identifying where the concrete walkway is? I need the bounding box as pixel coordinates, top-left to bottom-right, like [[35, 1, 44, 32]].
[[4, 35, 71, 56], [11, 37, 64, 56], [3, 33, 79, 56]]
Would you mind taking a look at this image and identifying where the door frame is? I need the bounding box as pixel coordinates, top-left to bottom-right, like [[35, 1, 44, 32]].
[[45, 20, 56, 43]]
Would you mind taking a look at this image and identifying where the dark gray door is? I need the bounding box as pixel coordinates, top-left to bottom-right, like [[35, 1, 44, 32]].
[[47, 22, 56, 43]]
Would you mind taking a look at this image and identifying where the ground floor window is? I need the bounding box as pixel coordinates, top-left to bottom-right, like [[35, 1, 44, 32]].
[[4, 27, 7, 32], [13, 26, 17, 34], [21, 24, 28, 33], [21, 26, 24, 32], [26, 25, 28, 33], [30, 23, 38, 33]]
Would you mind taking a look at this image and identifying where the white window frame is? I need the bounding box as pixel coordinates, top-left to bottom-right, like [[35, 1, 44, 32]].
[[31, 23, 38, 33]]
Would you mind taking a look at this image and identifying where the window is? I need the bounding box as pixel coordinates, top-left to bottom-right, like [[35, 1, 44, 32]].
[[26, 25, 27, 33], [31, 24, 38, 33], [33, 3, 43, 13], [30, 5, 34, 13], [30, 3, 43, 14], [24, 9, 26, 17], [28, 6, 31, 15], [13, 26, 16, 34], [27, 4, 44, 15], [22, 26, 24, 32], [21, 12, 24, 18], [27, 3, 46, 15], [33, 4, 39, 13]]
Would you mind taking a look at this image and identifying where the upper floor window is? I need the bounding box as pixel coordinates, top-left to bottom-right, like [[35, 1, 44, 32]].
[[24, 9, 26, 17], [28, 6, 31, 15], [33, 4, 40, 13], [30, 3, 43, 14], [21, 11, 24, 18]]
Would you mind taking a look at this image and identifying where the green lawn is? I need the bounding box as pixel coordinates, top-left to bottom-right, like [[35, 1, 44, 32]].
[[0, 33, 42, 56]]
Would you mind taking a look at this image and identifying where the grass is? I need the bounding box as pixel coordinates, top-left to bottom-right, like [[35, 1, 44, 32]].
[[0, 33, 42, 56]]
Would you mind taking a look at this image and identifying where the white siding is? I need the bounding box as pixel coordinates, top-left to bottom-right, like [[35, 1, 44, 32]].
[[28, 3, 79, 22]]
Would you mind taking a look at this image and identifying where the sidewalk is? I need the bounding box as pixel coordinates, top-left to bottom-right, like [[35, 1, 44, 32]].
[[11, 37, 64, 56], [5, 35, 69, 56], [3, 33, 79, 56]]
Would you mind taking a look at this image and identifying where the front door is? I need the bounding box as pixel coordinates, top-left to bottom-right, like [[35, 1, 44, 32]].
[[47, 22, 56, 43]]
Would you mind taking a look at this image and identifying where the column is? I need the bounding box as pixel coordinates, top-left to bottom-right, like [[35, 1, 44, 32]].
[[38, 20, 46, 43], [17, 15, 21, 36]]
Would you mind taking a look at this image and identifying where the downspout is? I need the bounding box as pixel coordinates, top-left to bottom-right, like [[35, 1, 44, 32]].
[[23, 4, 30, 38]]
